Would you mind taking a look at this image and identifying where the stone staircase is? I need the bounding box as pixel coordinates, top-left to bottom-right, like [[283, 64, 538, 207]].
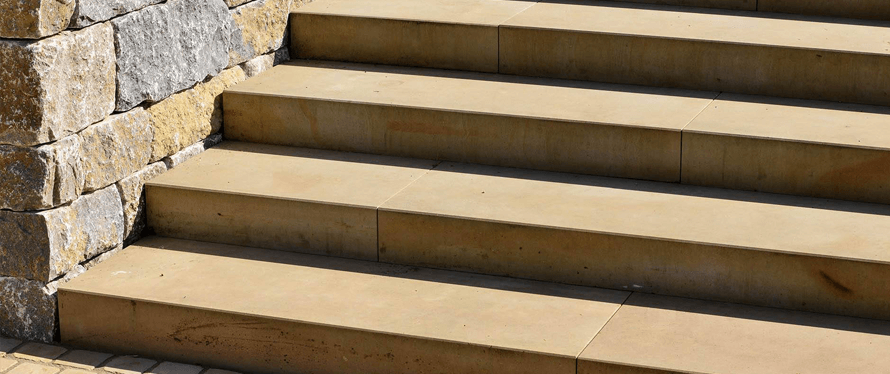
[[58, 0, 890, 373]]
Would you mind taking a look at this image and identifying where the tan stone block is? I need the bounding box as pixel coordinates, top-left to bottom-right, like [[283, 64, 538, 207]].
[[79, 108, 152, 192], [0, 185, 124, 282], [59, 369, 94, 374], [116, 162, 169, 242], [6, 363, 58, 374], [239, 48, 289, 78], [13, 343, 66, 363], [0, 0, 74, 39], [147, 66, 246, 161], [0, 136, 83, 211], [0, 23, 115, 146], [103, 357, 157, 374], [0, 357, 16, 371], [54, 350, 113, 370], [228, 0, 294, 66]]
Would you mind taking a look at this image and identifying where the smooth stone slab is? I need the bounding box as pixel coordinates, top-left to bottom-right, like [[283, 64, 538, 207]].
[[683, 93, 890, 204], [225, 61, 715, 182], [379, 162, 890, 320], [60, 237, 629, 374], [146, 142, 436, 261], [499, 1, 890, 106], [291, 0, 534, 72], [580, 293, 890, 374]]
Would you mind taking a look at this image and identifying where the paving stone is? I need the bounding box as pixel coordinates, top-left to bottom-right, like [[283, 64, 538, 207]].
[[116, 162, 169, 243], [79, 108, 152, 192], [228, 0, 293, 66], [0, 23, 115, 146], [0, 0, 74, 39], [112, 0, 237, 111], [0, 279, 56, 343], [0, 338, 22, 356], [0, 136, 83, 211], [7, 363, 58, 374], [147, 66, 245, 161], [0, 357, 16, 371], [147, 362, 202, 374], [54, 350, 112, 370], [0, 185, 124, 282], [12, 343, 66, 363], [58, 369, 93, 374], [103, 357, 157, 374], [70, 0, 164, 28]]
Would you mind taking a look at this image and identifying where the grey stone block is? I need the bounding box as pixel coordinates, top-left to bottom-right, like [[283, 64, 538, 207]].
[[112, 0, 236, 111], [70, 0, 164, 28]]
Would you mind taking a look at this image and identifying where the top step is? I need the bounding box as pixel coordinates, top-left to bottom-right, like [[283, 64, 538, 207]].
[[291, 0, 890, 105]]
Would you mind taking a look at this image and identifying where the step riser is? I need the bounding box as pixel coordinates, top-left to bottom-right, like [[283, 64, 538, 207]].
[[146, 186, 379, 261], [682, 133, 890, 205], [499, 29, 890, 107], [291, 14, 499, 73], [223, 94, 683, 182], [378, 210, 890, 321], [590, 0, 890, 21], [620, 0, 754, 11], [60, 293, 574, 374]]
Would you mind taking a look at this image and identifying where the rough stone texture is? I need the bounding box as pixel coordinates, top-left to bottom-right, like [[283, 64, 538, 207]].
[[147, 66, 246, 161], [116, 162, 168, 243], [79, 108, 153, 192], [224, 0, 253, 8], [0, 136, 83, 211], [162, 134, 224, 169], [112, 0, 237, 111], [70, 0, 164, 29], [0, 186, 124, 282], [0, 23, 115, 146], [0, 277, 55, 343], [0, 0, 74, 39], [228, 0, 295, 66], [240, 48, 290, 78]]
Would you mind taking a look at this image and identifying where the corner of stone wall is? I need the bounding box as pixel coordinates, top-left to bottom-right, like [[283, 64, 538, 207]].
[[0, 0, 302, 342]]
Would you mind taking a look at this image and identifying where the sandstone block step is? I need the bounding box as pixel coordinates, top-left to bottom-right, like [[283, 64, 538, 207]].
[[682, 93, 890, 205], [144, 141, 437, 261], [497, 1, 890, 106], [224, 60, 717, 182], [290, 0, 534, 72], [58, 237, 630, 374], [378, 162, 890, 320], [580, 292, 890, 374]]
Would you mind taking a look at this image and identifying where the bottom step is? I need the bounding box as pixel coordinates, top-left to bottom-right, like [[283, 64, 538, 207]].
[[59, 237, 890, 374]]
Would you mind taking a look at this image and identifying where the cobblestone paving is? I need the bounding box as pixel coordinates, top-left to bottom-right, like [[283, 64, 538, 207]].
[[0, 337, 238, 374]]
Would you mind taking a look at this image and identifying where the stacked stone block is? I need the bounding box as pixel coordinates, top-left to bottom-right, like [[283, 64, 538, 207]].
[[0, 0, 302, 342]]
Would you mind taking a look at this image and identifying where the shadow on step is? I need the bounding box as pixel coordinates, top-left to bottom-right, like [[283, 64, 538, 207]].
[[550, 0, 890, 27], [143, 236, 629, 305], [283, 59, 718, 100], [631, 292, 890, 337]]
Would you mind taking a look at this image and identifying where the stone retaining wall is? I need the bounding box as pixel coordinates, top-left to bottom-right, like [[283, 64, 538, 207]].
[[0, 0, 302, 342]]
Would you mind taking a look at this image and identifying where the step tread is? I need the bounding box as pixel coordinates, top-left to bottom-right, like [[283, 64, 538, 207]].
[[227, 60, 717, 131], [146, 142, 437, 208], [380, 162, 890, 264], [294, 0, 534, 26], [581, 292, 890, 374], [686, 93, 890, 150], [502, 0, 890, 56], [61, 236, 629, 357]]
